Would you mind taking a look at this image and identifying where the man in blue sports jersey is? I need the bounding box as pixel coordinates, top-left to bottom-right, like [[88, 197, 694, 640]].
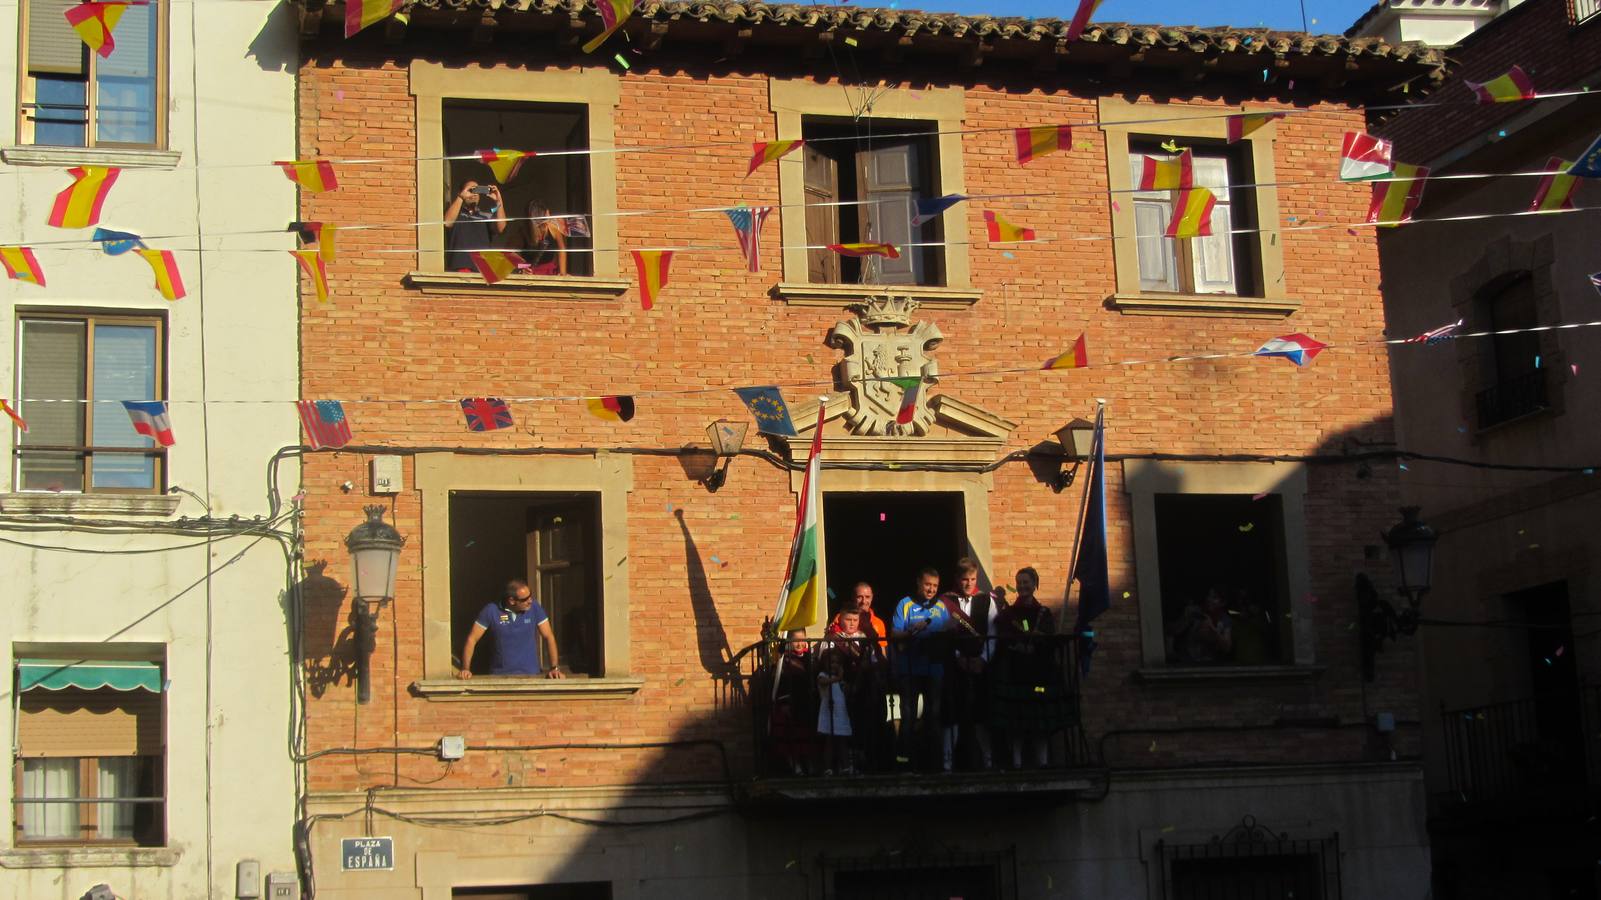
[[456, 579, 565, 679], [892, 567, 950, 769]]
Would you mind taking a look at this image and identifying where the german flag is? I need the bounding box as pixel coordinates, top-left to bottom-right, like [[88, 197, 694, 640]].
[[586, 395, 635, 422]]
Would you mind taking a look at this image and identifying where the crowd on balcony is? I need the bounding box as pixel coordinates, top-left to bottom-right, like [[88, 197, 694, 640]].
[[761, 559, 1079, 776]]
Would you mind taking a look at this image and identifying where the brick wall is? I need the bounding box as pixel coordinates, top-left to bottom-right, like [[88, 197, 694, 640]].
[[296, 49, 1416, 793]]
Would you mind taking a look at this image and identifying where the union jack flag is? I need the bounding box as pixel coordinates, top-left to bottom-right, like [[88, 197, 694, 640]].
[[296, 400, 352, 450], [460, 397, 513, 432], [723, 205, 772, 273]]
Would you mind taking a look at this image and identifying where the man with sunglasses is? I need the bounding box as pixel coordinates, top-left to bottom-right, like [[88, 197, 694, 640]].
[[456, 579, 565, 679]]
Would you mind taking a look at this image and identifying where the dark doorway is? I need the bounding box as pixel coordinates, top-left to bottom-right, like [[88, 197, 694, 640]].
[[823, 492, 966, 623], [453, 884, 611, 900], [835, 864, 1000, 900], [1511, 581, 1583, 782]]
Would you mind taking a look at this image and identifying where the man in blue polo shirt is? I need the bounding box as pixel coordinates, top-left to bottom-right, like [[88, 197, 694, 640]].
[[456, 579, 565, 679], [892, 567, 950, 769]]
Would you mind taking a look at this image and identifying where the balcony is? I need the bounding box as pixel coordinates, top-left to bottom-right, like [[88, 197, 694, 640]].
[[1475, 370, 1549, 430], [1437, 687, 1601, 820], [736, 634, 1100, 806]]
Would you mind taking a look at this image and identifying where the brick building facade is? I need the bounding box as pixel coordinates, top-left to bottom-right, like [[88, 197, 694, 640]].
[[290, 3, 1442, 896]]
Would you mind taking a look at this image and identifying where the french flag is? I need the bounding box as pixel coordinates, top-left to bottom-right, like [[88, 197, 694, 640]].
[[121, 400, 175, 447]]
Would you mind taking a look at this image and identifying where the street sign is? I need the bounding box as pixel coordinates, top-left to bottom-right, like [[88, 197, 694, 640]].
[[340, 836, 394, 871]]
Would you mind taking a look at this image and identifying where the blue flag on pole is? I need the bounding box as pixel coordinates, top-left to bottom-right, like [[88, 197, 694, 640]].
[[732, 385, 797, 437], [1071, 407, 1110, 674]]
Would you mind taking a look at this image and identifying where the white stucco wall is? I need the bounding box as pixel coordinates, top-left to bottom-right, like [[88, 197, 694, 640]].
[[0, 1, 300, 897]]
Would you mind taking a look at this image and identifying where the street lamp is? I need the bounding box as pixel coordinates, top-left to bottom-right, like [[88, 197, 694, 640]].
[[703, 419, 748, 492], [1051, 417, 1097, 492], [1358, 507, 1438, 681], [345, 505, 405, 703]]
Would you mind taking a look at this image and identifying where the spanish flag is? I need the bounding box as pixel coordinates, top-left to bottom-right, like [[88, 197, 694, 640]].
[[290, 221, 337, 261], [1043, 333, 1088, 370], [983, 210, 1036, 243], [476, 149, 530, 184], [0, 247, 45, 287], [276, 159, 339, 193], [64, 2, 131, 59], [135, 249, 185, 301], [1164, 187, 1216, 239], [828, 242, 900, 259], [345, 0, 404, 38], [1466, 66, 1535, 105], [586, 395, 636, 422], [1014, 125, 1071, 164], [1367, 162, 1430, 228], [746, 140, 803, 176], [48, 166, 120, 229], [1065, 0, 1102, 42], [632, 250, 673, 310], [1530, 157, 1579, 212], [291, 249, 329, 303], [581, 0, 634, 53], [468, 250, 526, 285], [1137, 149, 1193, 191], [1226, 112, 1286, 144]]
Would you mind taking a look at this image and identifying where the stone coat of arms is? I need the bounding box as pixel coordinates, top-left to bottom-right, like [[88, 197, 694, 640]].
[[827, 296, 941, 436]]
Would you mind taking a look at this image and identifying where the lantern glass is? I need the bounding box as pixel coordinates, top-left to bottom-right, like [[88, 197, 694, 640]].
[[707, 419, 748, 457], [1385, 506, 1436, 598], [1055, 418, 1096, 460], [351, 544, 400, 602]]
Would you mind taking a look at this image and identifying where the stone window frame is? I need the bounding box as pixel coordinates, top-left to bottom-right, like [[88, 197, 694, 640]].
[[1446, 233, 1567, 436], [406, 63, 630, 301], [1123, 460, 1319, 675], [411, 452, 640, 698], [768, 79, 981, 311], [1099, 97, 1297, 319]]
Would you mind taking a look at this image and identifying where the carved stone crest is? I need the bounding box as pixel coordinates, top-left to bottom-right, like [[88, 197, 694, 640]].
[[827, 296, 942, 436]]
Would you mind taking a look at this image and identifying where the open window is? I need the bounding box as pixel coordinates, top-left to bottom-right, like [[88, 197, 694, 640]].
[[449, 493, 603, 677], [1155, 494, 1291, 666], [441, 100, 593, 277], [18, 0, 164, 147], [800, 118, 943, 287], [12, 657, 165, 846], [13, 312, 165, 493], [1129, 142, 1258, 297]]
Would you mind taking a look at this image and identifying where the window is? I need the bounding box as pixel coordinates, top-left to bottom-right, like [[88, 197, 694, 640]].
[[449, 492, 604, 677], [13, 312, 165, 493], [1129, 145, 1255, 296], [1158, 817, 1341, 900], [1155, 494, 1290, 666], [800, 118, 943, 287], [441, 100, 593, 277], [12, 658, 165, 846], [1476, 271, 1548, 428], [18, 0, 164, 147]]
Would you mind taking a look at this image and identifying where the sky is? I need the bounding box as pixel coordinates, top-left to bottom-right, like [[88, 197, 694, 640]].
[[864, 0, 1381, 34]]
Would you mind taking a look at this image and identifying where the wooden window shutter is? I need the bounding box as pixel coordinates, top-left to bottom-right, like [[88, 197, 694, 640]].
[[19, 688, 163, 758], [856, 141, 920, 285], [803, 145, 840, 283]]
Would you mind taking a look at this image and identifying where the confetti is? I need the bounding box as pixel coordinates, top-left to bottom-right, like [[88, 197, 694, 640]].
[[827, 587, 836, 599], [1535, 355, 1542, 368], [614, 54, 631, 69], [1160, 140, 1180, 153], [710, 555, 722, 564], [729, 513, 741, 520], [1002, 251, 1015, 259], [666, 503, 674, 512], [1148, 740, 1157, 752], [843, 36, 858, 46], [786, 860, 798, 869], [1573, 364, 1580, 375], [1347, 228, 1358, 236], [1252, 491, 1269, 501], [1399, 463, 1409, 471], [1161, 825, 1176, 833], [335, 90, 345, 100], [1112, 200, 1120, 212], [1288, 80, 1295, 90], [1238, 522, 1255, 532], [1458, 426, 1468, 433], [1586, 469, 1596, 476], [1556, 646, 1567, 657], [464, 540, 476, 548], [879, 512, 887, 521]]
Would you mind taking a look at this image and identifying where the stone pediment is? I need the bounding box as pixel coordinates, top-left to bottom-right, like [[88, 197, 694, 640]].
[[782, 392, 1016, 466]]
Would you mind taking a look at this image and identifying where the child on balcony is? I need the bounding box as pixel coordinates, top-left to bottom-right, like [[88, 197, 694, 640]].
[[816, 649, 854, 775]]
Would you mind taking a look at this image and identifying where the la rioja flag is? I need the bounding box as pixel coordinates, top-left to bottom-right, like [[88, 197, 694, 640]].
[[774, 404, 825, 634]]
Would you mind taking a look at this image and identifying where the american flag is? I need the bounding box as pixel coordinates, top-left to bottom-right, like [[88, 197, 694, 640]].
[[565, 215, 591, 238], [297, 400, 352, 450], [723, 206, 772, 273], [460, 397, 513, 432], [1403, 318, 1463, 345]]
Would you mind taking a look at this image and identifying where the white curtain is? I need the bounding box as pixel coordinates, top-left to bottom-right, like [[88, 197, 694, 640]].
[[20, 758, 79, 839], [96, 757, 137, 840]]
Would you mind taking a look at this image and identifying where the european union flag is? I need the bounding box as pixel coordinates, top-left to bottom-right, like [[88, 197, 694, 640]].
[[732, 385, 797, 437], [92, 228, 144, 255], [1071, 407, 1109, 675], [1569, 133, 1601, 178]]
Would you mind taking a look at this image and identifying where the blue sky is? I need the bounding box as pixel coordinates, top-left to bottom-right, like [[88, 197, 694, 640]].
[[869, 0, 1379, 34]]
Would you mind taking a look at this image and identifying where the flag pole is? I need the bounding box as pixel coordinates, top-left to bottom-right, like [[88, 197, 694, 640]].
[[1064, 401, 1105, 630]]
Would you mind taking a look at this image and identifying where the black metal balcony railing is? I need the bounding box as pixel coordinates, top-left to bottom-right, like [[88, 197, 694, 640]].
[[743, 634, 1091, 777], [1576, 0, 1601, 25], [1475, 369, 1549, 429], [1439, 687, 1601, 809]]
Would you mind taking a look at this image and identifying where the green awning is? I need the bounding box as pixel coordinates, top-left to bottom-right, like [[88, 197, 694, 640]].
[[16, 659, 162, 693]]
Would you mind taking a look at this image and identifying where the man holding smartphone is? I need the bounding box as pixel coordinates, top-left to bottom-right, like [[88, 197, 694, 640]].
[[444, 179, 507, 272]]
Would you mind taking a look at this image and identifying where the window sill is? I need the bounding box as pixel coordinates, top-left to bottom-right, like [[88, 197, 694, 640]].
[[1108, 293, 1301, 319], [0, 845, 179, 868], [0, 146, 181, 169], [406, 271, 631, 300], [0, 493, 181, 517], [1135, 665, 1325, 684], [411, 676, 644, 700], [771, 282, 982, 310]]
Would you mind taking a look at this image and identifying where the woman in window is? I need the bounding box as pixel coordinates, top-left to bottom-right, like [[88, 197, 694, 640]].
[[443, 180, 507, 272], [519, 198, 569, 276]]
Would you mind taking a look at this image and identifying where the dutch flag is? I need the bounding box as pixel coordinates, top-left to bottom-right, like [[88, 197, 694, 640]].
[[121, 400, 175, 447]]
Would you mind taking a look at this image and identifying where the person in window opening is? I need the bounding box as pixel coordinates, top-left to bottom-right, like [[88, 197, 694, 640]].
[[815, 648, 854, 775], [1229, 587, 1272, 665], [443, 179, 507, 272], [1168, 586, 1234, 664], [518, 198, 569, 276], [827, 586, 890, 770], [941, 557, 1000, 771], [769, 628, 817, 776], [891, 567, 950, 771], [456, 578, 565, 679], [991, 566, 1066, 769]]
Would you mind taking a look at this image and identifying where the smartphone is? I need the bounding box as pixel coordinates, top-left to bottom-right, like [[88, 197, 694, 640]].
[[470, 186, 495, 196]]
